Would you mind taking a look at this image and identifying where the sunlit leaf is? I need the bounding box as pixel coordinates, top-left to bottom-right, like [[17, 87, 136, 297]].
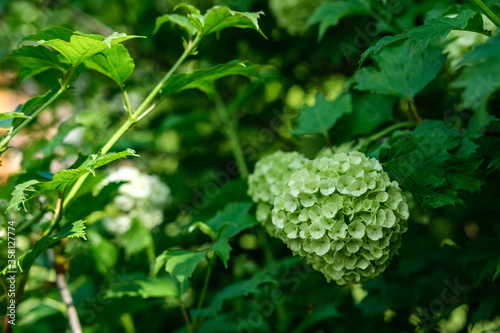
[[84, 44, 135, 86], [7, 149, 138, 211], [1, 220, 86, 275], [162, 60, 260, 98]]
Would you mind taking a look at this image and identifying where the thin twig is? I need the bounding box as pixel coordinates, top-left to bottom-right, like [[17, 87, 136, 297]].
[[409, 99, 421, 124], [49, 249, 82, 333], [213, 92, 249, 179], [323, 132, 334, 153], [192, 262, 213, 328], [179, 302, 193, 333]]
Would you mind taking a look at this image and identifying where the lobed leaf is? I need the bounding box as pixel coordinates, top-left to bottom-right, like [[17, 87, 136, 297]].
[[39, 32, 141, 68], [7, 46, 65, 83], [384, 121, 483, 208], [84, 44, 135, 86], [355, 42, 446, 98], [360, 9, 485, 65], [204, 202, 259, 239], [292, 93, 352, 136]]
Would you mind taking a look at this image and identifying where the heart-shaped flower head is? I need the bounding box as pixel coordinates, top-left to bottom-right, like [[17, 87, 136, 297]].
[[272, 151, 409, 285], [248, 150, 308, 233]]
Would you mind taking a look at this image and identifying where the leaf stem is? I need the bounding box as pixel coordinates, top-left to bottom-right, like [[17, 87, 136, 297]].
[[179, 302, 194, 333], [470, 0, 500, 27], [133, 34, 202, 118], [15, 270, 29, 305], [213, 92, 249, 179], [408, 99, 421, 124], [43, 192, 64, 237], [122, 88, 134, 118], [196, 263, 212, 311], [192, 261, 213, 329], [323, 132, 334, 153], [365, 121, 414, 143]]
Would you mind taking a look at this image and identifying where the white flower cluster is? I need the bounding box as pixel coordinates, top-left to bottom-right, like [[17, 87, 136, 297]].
[[247, 151, 308, 233], [100, 166, 172, 234], [271, 152, 409, 285]]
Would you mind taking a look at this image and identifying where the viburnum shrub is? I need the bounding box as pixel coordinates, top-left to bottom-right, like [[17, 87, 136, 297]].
[[270, 152, 409, 285]]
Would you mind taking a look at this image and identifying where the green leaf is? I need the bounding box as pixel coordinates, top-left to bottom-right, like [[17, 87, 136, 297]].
[[359, 9, 486, 65], [384, 121, 483, 208], [191, 6, 266, 38], [154, 13, 198, 36], [7, 149, 138, 211], [0, 111, 31, 128], [340, 93, 396, 137], [121, 219, 154, 257], [155, 203, 257, 288], [174, 3, 201, 15], [7, 180, 39, 212], [82, 148, 139, 170], [2, 90, 56, 129], [204, 202, 259, 239], [21, 27, 74, 44], [156, 249, 207, 290], [1, 220, 86, 275], [452, 34, 500, 138], [7, 46, 65, 83], [306, 0, 369, 41], [191, 272, 274, 318], [105, 273, 179, 299], [89, 230, 118, 276], [84, 44, 135, 86], [291, 304, 343, 333], [162, 60, 260, 98], [292, 93, 352, 136], [39, 32, 142, 67], [211, 238, 232, 269], [355, 42, 446, 98], [0, 112, 31, 122]]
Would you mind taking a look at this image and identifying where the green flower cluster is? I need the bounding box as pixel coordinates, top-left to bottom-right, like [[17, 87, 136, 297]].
[[271, 152, 409, 285], [248, 151, 308, 233]]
